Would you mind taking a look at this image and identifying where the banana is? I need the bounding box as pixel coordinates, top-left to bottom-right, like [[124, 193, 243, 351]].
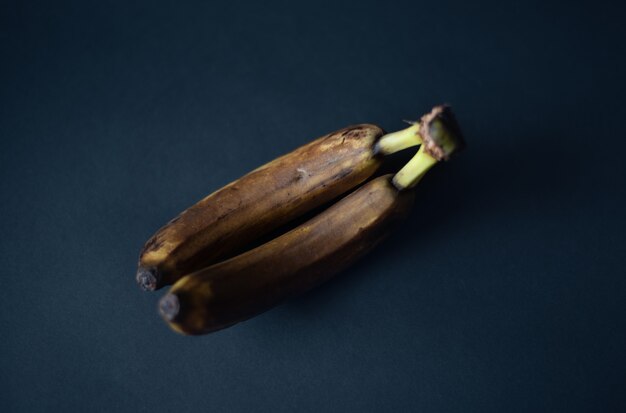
[[137, 119, 422, 291], [158, 105, 464, 335], [158, 174, 414, 334]]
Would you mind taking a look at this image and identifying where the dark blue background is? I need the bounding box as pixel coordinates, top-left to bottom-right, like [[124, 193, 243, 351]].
[[2, 0, 625, 411]]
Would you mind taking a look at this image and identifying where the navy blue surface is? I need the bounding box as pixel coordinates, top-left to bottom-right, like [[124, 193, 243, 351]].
[[2, 1, 625, 411]]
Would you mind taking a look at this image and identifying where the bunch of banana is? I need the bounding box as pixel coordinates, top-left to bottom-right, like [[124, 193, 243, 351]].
[[140, 105, 464, 335]]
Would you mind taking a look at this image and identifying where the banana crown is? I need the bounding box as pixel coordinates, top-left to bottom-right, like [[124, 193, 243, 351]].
[[419, 105, 465, 161], [391, 105, 465, 191]]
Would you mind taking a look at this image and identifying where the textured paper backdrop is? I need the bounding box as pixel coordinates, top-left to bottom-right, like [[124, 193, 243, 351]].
[[1, 0, 625, 411]]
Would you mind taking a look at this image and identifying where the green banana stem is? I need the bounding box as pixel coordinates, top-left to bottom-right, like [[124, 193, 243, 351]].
[[376, 123, 422, 155], [392, 145, 438, 190]]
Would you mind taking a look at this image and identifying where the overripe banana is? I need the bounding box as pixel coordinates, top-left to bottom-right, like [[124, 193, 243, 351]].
[[158, 105, 464, 335], [137, 117, 422, 290]]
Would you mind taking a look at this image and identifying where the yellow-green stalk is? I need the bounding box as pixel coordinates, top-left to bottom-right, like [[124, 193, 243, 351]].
[[393, 145, 438, 189], [376, 122, 422, 155]]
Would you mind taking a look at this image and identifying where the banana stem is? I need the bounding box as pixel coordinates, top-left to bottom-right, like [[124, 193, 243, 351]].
[[376, 123, 422, 155], [392, 145, 438, 190]]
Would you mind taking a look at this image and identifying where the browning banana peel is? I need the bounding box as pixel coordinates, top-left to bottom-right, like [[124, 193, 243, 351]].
[[137, 122, 422, 290], [160, 175, 415, 335], [156, 105, 465, 335]]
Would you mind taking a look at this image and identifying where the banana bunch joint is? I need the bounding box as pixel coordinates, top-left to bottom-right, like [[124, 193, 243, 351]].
[[136, 105, 465, 335]]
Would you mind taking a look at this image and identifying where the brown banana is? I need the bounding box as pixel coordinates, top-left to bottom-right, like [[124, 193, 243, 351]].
[[158, 105, 464, 335], [159, 174, 414, 334], [137, 119, 422, 290]]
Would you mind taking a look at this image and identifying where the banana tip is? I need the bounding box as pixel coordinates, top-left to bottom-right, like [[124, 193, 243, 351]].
[[136, 267, 158, 291], [159, 293, 180, 321]]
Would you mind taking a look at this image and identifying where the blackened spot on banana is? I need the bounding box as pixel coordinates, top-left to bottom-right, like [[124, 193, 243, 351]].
[[339, 125, 378, 141], [351, 129, 367, 139], [339, 126, 366, 140], [136, 266, 159, 291]]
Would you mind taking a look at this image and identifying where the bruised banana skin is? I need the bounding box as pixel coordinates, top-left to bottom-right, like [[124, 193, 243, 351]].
[[138, 124, 387, 291], [159, 175, 414, 335]]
